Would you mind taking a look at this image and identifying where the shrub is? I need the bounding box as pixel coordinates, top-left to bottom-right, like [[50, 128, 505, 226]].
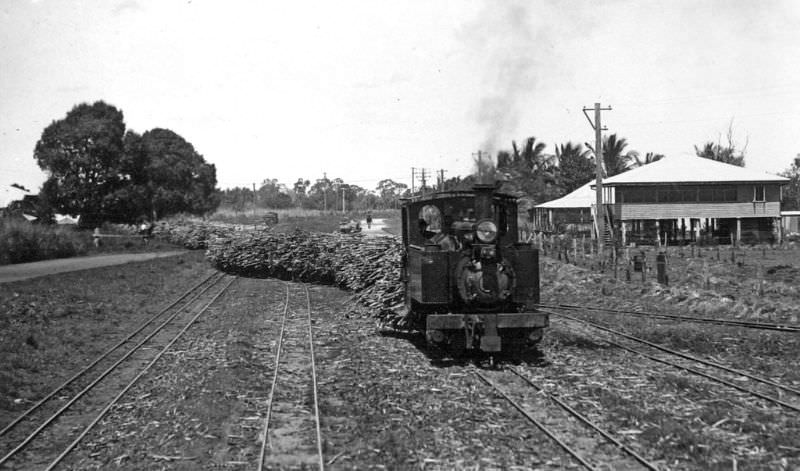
[[0, 220, 86, 265]]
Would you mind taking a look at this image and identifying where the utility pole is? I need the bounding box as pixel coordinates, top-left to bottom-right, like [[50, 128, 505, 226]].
[[411, 167, 416, 195], [252, 182, 257, 217], [582, 102, 612, 254], [420, 168, 428, 195], [438, 169, 447, 190]]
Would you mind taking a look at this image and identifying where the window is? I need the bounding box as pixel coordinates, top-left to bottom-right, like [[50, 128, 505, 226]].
[[418, 205, 442, 235], [711, 187, 736, 202], [754, 185, 766, 202]]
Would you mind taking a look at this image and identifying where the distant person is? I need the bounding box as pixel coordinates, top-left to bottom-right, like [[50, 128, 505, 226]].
[[366, 212, 373, 229], [139, 220, 153, 245], [93, 227, 101, 248]]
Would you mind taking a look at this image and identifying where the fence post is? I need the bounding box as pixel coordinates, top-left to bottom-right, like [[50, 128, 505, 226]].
[[656, 252, 668, 285], [641, 250, 647, 284], [757, 262, 764, 296]]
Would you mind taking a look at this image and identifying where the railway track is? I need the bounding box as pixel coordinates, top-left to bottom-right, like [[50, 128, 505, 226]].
[[0, 272, 235, 470], [540, 307, 800, 413], [537, 302, 800, 333], [258, 283, 324, 471], [475, 366, 662, 470]]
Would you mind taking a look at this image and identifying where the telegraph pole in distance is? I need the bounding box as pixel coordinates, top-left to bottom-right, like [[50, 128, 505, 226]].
[[316, 172, 328, 211], [420, 168, 428, 195], [582, 102, 612, 254], [252, 182, 257, 218], [472, 151, 486, 181], [438, 169, 447, 190]]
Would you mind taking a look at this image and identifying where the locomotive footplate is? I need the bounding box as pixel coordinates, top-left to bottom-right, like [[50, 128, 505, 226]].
[[426, 312, 549, 352]]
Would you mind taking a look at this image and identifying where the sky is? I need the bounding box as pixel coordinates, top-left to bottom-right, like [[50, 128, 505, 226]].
[[2, 0, 800, 205]]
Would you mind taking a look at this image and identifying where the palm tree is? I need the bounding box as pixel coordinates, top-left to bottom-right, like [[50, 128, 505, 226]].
[[694, 141, 745, 167], [556, 142, 594, 193], [586, 133, 637, 177], [629, 151, 665, 168], [511, 137, 547, 171]]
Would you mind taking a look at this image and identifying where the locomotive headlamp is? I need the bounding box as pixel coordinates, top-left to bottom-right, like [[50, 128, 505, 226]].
[[475, 220, 498, 243]]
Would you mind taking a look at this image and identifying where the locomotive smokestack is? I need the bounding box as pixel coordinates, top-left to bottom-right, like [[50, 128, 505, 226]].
[[473, 183, 495, 220]]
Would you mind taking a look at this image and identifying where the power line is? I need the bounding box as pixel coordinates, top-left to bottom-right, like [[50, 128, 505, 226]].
[[615, 82, 800, 107]]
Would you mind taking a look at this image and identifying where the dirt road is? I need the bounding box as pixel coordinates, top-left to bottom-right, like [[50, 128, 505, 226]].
[[0, 251, 187, 284], [360, 217, 389, 237]]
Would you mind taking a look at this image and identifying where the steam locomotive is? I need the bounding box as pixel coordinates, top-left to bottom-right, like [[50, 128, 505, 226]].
[[400, 183, 548, 355]]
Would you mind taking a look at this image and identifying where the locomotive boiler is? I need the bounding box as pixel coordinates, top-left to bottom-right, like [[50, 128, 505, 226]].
[[400, 183, 548, 354]]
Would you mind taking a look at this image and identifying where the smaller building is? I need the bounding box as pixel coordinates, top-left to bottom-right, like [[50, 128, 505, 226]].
[[531, 182, 594, 235]]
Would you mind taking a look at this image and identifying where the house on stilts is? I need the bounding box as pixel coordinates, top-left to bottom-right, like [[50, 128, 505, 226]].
[[595, 155, 788, 245]]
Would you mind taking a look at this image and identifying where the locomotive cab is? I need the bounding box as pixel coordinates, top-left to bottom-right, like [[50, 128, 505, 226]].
[[400, 184, 548, 354]]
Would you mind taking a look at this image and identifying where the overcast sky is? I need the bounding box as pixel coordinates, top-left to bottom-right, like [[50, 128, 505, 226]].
[[2, 0, 800, 205]]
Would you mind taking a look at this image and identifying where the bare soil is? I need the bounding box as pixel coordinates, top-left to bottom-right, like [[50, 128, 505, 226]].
[[1, 248, 797, 470]]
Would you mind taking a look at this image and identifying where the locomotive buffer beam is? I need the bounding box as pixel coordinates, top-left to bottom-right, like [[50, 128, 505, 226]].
[[427, 312, 548, 352]]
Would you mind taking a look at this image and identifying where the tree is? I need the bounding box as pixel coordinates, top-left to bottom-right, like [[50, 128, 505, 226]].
[[257, 178, 292, 209], [694, 121, 747, 167], [781, 155, 800, 211], [137, 128, 219, 219], [556, 142, 594, 193], [586, 133, 637, 177], [629, 151, 665, 168], [375, 179, 407, 208], [220, 187, 252, 213], [35, 101, 129, 223]]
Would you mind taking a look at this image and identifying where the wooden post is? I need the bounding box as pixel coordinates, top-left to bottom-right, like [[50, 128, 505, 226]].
[[573, 238, 578, 263], [581, 235, 586, 261], [641, 252, 647, 283], [656, 252, 668, 285], [757, 262, 764, 296], [736, 218, 742, 245]]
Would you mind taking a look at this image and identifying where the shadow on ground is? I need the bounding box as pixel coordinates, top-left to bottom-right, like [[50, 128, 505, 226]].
[[379, 328, 551, 370]]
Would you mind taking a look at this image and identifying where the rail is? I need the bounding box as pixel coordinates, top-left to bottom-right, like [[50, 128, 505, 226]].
[[542, 308, 800, 413]]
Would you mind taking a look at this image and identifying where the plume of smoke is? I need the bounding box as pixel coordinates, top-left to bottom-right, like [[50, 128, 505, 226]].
[[472, 152, 497, 184], [464, 1, 540, 163]]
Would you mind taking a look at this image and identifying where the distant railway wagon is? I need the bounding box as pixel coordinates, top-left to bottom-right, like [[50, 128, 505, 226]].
[[400, 184, 548, 355]]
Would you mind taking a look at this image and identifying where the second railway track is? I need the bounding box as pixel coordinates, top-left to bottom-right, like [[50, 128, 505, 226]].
[[540, 307, 800, 413], [258, 282, 324, 471], [475, 366, 662, 470], [0, 272, 235, 470]]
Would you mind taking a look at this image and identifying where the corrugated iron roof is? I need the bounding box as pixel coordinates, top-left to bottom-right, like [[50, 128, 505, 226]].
[[599, 155, 788, 186], [535, 182, 594, 209]]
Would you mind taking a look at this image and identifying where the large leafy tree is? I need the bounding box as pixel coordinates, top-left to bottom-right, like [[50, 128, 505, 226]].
[[35, 101, 131, 223], [375, 179, 408, 209], [257, 178, 292, 209], [135, 128, 218, 218], [556, 142, 594, 193]]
